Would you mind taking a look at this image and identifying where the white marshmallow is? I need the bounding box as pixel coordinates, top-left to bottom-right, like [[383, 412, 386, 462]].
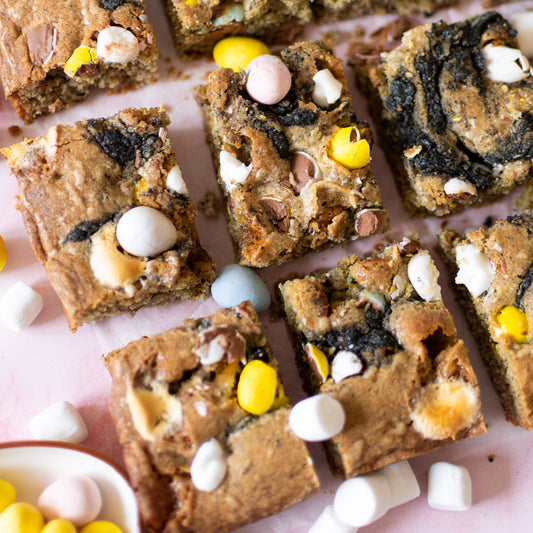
[[455, 243, 495, 297], [219, 150, 252, 191], [30, 401, 88, 444], [116, 206, 177, 258], [309, 505, 358, 533], [408, 250, 442, 302], [289, 394, 345, 442], [166, 165, 188, 196], [443, 178, 476, 196], [0, 281, 43, 332], [334, 472, 392, 527], [510, 12, 533, 57], [428, 462, 472, 511], [380, 460, 420, 508], [190, 438, 227, 492], [97, 27, 139, 63], [482, 44, 530, 83], [313, 69, 343, 107], [331, 350, 363, 383]]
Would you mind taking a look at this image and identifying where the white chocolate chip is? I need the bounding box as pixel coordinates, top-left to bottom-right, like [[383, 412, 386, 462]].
[[428, 462, 472, 511], [166, 165, 188, 195], [190, 438, 227, 492], [219, 150, 252, 191], [331, 350, 363, 383], [482, 44, 530, 83], [312, 69, 343, 107], [97, 26, 139, 63], [0, 281, 43, 332], [444, 178, 476, 196], [116, 206, 177, 258], [455, 243, 495, 297], [289, 394, 346, 442], [510, 12, 533, 57], [407, 250, 442, 302], [195, 335, 226, 366]]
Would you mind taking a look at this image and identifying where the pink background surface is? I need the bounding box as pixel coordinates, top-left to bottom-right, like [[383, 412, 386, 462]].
[[1, 1, 533, 531]]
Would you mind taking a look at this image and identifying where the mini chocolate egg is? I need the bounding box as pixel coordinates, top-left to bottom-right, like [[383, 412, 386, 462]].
[[37, 475, 102, 527], [0, 502, 44, 533], [116, 206, 177, 258], [80, 520, 124, 533], [0, 478, 16, 513], [42, 519, 77, 533], [246, 55, 292, 105]]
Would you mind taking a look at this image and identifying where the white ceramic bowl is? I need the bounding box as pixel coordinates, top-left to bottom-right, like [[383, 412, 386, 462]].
[[0, 441, 141, 533]]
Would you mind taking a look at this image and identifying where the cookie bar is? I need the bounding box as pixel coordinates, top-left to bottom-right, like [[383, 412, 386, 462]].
[[313, 0, 454, 21], [0, 0, 158, 123], [162, 0, 312, 56], [1, 108, 215, 331], [104, 301, 320, 533], [196, 40, 386, 268], [350, 11, 533, 216], [278, 241, 486, 479], [438, 212, 533, 430]]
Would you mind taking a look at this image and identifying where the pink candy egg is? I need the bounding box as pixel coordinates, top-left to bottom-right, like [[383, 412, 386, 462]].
[[37, 475, 103, 527], [246, 55, 292, 105]]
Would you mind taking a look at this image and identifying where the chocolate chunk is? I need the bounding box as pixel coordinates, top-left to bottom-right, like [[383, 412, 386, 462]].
[[355, 209, 386, 236], [251, 118, 291, 160], [63, 212, 117, 243], [98, 0, 140, 9], [76, 62, 98, 78], [198, 325, 246, 364], [290, 152, 316, 193], [26, 24, 57, 67], [260, 197, 290, 232], [398, 237, 421, 256]]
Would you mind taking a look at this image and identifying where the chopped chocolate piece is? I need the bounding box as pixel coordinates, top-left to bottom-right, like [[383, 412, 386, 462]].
[[26, 24, 57, 67]]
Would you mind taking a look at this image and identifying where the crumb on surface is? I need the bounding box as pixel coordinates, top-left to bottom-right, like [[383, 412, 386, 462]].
[[8, 125, 22, 136]]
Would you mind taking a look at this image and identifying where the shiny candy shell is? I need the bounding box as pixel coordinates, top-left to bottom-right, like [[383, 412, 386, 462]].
[[80, 521, 124, 533], [0, 502, 44, 533], [116, 206, 177, 258], [213, 36, 270, 72], [328, 127, 370, 169], [246, 55, 292, 105], [42, 519, 77, 533], [0, 479, 16, 513], [237, 360, 278, 415], [0, 235, 7, 271], [211, 264, 271, 313]]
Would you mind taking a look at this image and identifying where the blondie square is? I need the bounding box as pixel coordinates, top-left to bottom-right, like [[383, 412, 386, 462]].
[[104, 301, 320, 533], [279, 241, 486, 478], [350, 12, 533, 216], [0, 0, 158, 123], [2, 108, 215, 331], [196, 40, 386, 268], [439, 211, 533, 430], [161, 0, 312, 56]]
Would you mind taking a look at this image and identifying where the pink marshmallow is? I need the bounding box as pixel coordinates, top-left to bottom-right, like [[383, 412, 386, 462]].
[[246, 55, 292, 105]]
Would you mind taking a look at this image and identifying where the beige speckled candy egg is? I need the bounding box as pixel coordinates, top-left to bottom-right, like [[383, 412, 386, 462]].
[[116, 206, 177, 258]]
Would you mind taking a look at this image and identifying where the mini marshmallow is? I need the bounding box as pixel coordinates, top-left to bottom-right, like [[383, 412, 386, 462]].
[[219, 150, 252, 191], [334, 471, 392, 527], [428, 462, 472, 511], [455, 244, 495, 297], [166, 165, 188, 196], [116, 206, 177, 258], [482, 44, 530, 83], [30, 401, 88, 443], [510, 12, 533, 57], [309, 505, 358, 533], [331, 350, 363, 383], [443, 178, 476, 197], [0, 281, 43, 332], [313, 69, 343, 107], [246, 55, 292, 105], [289, 394, 345, 442], [97, 26, 139, 63], [408, 250, 442, 302], [190, 438, 227, 492], [380, 460, 420, 508]]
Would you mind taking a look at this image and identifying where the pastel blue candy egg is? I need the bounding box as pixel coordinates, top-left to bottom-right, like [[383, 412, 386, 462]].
[[211, 264, 271, 313]]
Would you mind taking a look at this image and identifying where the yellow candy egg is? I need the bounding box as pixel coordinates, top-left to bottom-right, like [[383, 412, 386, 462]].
[[64, 46, 98, 77], [328, 126, 371, 169], [41, 519, 77, 533], [495, 305, 529, 343], [237, 360, 278, 415], [0, 236, 6, 271], [0, 479, 16, 513], [0, 502, 44, 533], [304, 343, 329, 384], [79, 520, 124, 533], [213, 37, 270, 72]]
